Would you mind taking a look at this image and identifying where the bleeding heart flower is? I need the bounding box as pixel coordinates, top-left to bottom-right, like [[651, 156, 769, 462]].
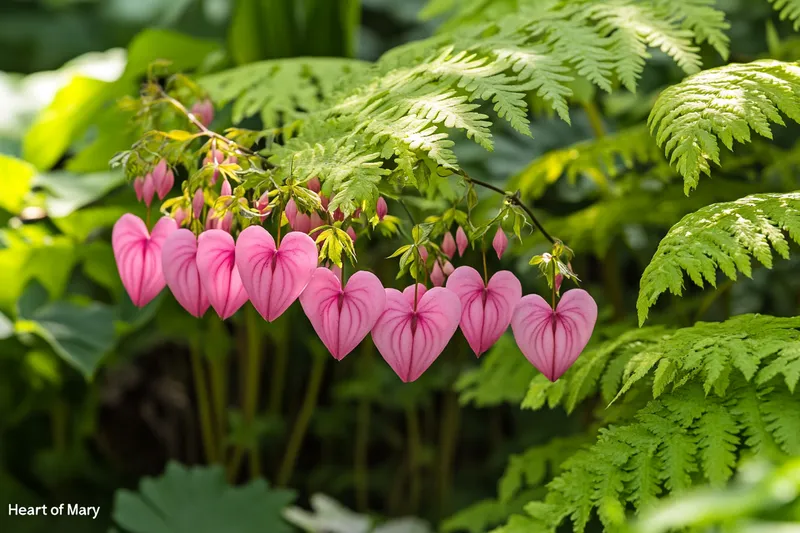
[[221, 179, 232, 197], [493, 227, 508, 259], [196, 229, 249, 319], [442, 261, 454, 276], [235, 226, 319, 321], [112, 214, 177, 307], [347, 227, 357, 242], [431, 261, 445, 287], [300, 268, 386, 360], [511, 289, 597, 381], [152, 159, 174, 200], [285, 199, 323, 234], [330, 264, 342, 281], [456, 226, 468, 256], [418, 245, 428, 262], [193, 189, 205, 219], [134, 177, 145, 202], [376, 197, 388, 220], [442, 232, 456, 259], [446, 267, 522, 357], [142, 174, 156, 207], [372, 284, 461, 383], [307, 177, 321, 193], [162, 229, 210, 317], [173, 206, 188, 227], [191, 98, 214, 126]]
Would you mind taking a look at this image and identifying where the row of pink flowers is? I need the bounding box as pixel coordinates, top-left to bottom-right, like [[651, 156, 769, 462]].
[[112, 215, 597, 382]]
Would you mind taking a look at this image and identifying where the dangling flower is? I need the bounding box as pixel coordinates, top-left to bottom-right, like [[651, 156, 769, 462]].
[[173, 206, 188, 227], [254, 190, 272, 222], [307, 177, 321, 193], [511, 289, 597, 381], [134, 176, 145, 202], [442, 260, 454, 276], [430, 260, 445, 286], [112, 214, 177, 307], [192, 189, 205, 219], [371, 284, 462, 382], [442, 232, 456, 259], [162, 229, 210, 318], [418, 245, 429, 262], [446, 266, 521, 357], [376, 197, 388, 221], [191, 98, 214, 126], [300, 268, 386, 360], [196, 230, 249, 319], [136, 174, 155, 207], [235, 226, 318, 322], [152, 159, 174, 200], [456, 226, 468, 256], [493, 227, 508, 259], [220, 179, 232, 197]]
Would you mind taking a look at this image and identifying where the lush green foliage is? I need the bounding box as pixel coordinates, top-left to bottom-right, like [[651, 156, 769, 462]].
[[2, 1, 800, 533]]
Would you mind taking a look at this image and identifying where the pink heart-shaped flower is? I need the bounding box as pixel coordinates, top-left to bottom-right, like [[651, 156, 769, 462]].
[[371, 284, 461, 382], [446, 267, 522, 357], [112, 214, 177, 307], [196, 229, 249, 319], [300, 268, 386, 360], [511, 289, 598, 381], [162, 229, 210, 318], [235, 226, 318, 322]]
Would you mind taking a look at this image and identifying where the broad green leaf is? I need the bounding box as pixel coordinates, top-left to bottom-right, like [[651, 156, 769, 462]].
[[34, 171, 126, 217], [122, 29, 220, 79], [113, 462, 296, 533], [0, 154, 35, 213], [23, 76, 113, 170], [228, 0, 295, 65], [52, 206, 129, 242], [16, 288, 115, 379]]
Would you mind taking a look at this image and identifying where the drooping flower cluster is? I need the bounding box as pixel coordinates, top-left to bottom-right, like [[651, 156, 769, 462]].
[[113, 99, 598, 383]]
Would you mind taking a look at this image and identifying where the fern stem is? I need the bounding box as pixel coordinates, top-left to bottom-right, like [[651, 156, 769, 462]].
[[582, 101, 607, 138], [458, 171, 557, 245], [398, 198, 417, 225]]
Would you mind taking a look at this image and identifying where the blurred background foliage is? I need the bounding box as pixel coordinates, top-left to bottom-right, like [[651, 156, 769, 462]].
[[0, 0, 799, 532]]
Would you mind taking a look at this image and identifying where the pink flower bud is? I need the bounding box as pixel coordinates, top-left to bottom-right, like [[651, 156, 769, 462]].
[[204, 149, 224, 165], [333, 208, 345, 222], [173, 206, 188, 227], [320, 194, 330, 211], [309, 213, 325, 238], [418, 245, 428, 262], [308, 177, 321, 193], [142, 174, 156, 207], [256, 190, 271, 212], [221, 179, 232, 197], [152, 159, 174, 200], [330, 264, 342, 281], [219, 211, 233, 233], [191, 98, 214, 126], [133, 177, 145, 202], [456, 226, 468, 256], [376, 197, 388, 221], [442, 260, 454, 276], [353, 208, 362, 218], [285, 199, 299, 229], [347, 227, 357, 242], [430, 261, 445, 287], [205, 209, 218, 230], [442, 232, 456, 259], [193, 189, 205, 219], [493, 227, 508, 259]]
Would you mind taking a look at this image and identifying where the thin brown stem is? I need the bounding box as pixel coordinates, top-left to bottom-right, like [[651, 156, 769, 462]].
[[457, 171, 557, 245]]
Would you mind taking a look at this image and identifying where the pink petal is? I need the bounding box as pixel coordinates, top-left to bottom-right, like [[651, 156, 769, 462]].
[[402, 284, 427, 306], [134, 177, 144, 202], [162, 229, 210, 317], [430, 261, 445, 287], [418, 245, 428, 262], [446, 267, 521, 357], [235, 226, 318, 321], [221, 179, 232, 197], [142, 174, 156, 207], [307, 177, 321, 193], [112, 215, 177, 307], [493, 227, 508, 259], [173, 207, 188, 227], [300, 268, 386, 360], [456, 227, 468, 256], [442, 261, 454, 276], [442, 232, 456, 259], [193, 189, 204, 219], [372, 286, 461, 382], [152, 159, 174, 200], [511, 289, 597, 381], [196, 229, 249, 319]]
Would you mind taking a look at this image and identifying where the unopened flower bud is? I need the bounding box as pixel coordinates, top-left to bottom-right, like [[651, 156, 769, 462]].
[[376, 197, 388, 221], [456, 226, 468, 256], [307, 177, 321, 193], [430, 261, 445, 287], [142, 174, 155, 208], [191, 98, 214, 127], [152, 159, 174, 200], [442, 232, 456, 259], [173, 206, 188, 227], [221, 179, 232, 197], [347, 227, 357, 242], [192, 189, 205, 219], [493, 227, 508, 259]]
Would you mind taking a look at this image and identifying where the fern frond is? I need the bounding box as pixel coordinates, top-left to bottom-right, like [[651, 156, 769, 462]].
[[508, 379, 795, 533], [199, 58, 370, 127], [770, 0, 800, 30], [648, 60, 800, 193], [637, 192, 800, 325]]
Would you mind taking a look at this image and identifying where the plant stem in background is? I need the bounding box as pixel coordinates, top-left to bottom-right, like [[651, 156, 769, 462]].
[[243, 305, 263, 479], [582, 100, 607, 138], [436, 389, 461, 518], [207, 349, 228, 462], [268, 329, 289, 414], [51, 399, 68, 454], [354, 341, 374, 512], [276, 350, 326, 486], [405, 405, 423, 515], [190, 337, 217, 463]]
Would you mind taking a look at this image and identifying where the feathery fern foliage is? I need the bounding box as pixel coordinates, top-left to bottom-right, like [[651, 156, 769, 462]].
[[198, 57, 370, 127], [499, 315, 800, 533], [648, 60, 800, 193], [770, 0, 800, 30], [637, 192, 800, 325]]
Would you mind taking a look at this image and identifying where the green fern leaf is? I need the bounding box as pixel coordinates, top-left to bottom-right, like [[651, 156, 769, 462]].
[[637, 193, 800, 324], [648, 60, 800, 192], [695, 401, 739, 486], [770, 0, 800, 30]]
